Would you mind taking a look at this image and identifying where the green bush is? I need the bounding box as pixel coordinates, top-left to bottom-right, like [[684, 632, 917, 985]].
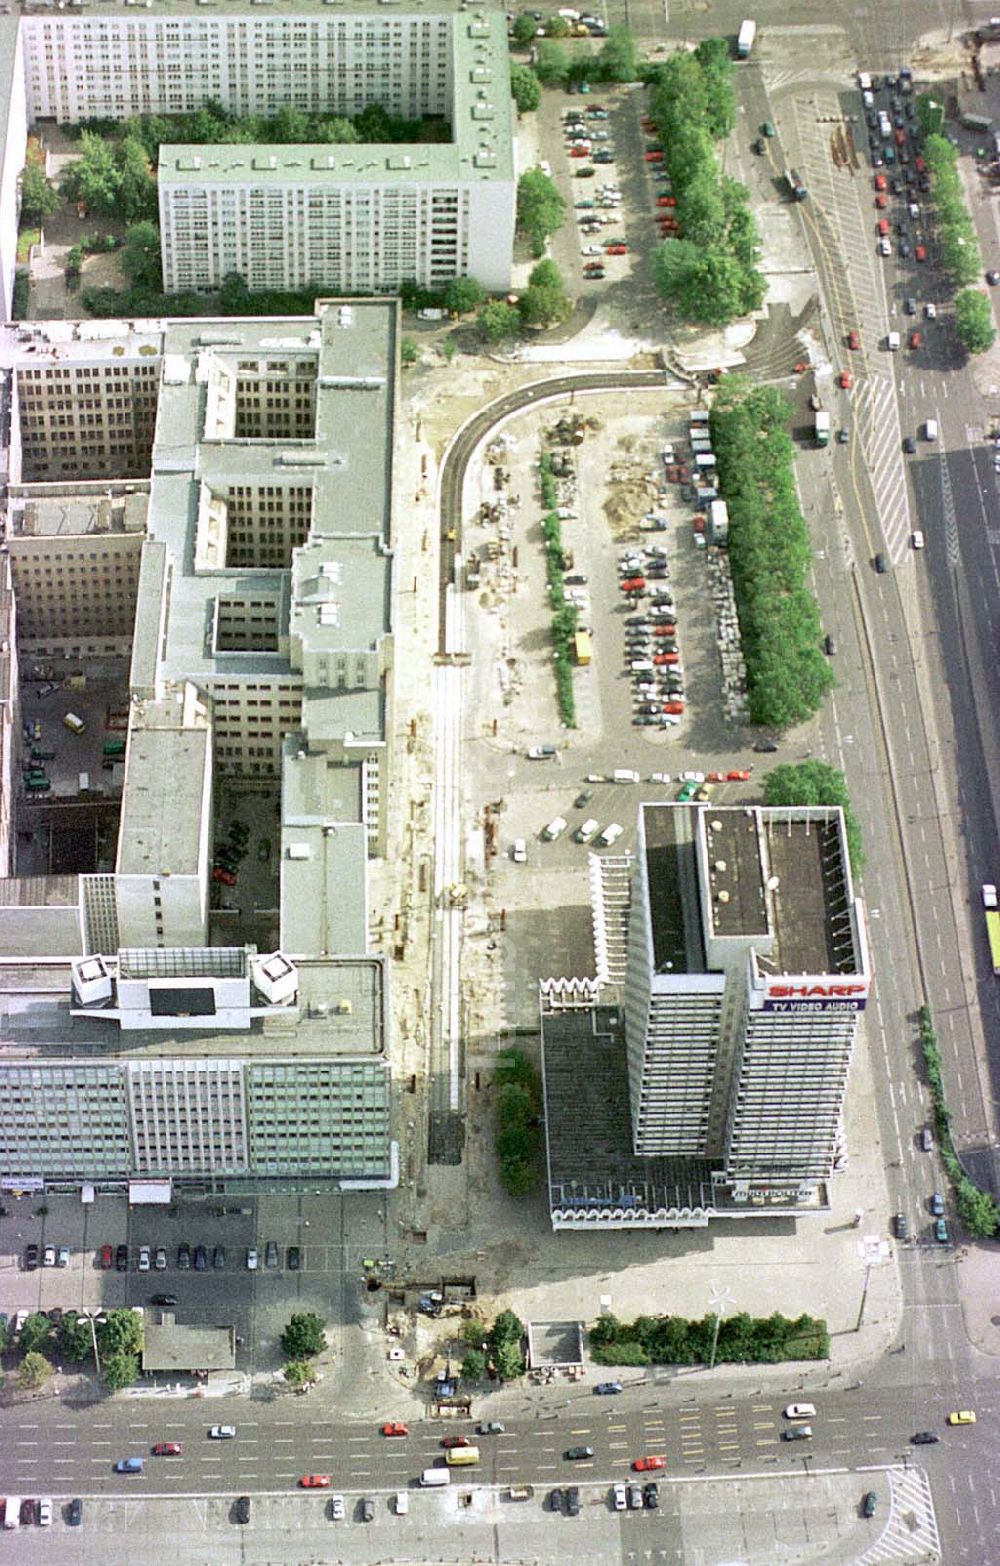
[[923, 135, 983, 287], [590, 1309, 828, 1366], [495, 1049, 542, 1197], [710, 379, 835, 729], [538, 453, 577, 726], [919, 1005, 999, 1238]]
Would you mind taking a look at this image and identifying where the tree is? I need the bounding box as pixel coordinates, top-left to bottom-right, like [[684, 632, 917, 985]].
[[119, 222, 163, 292], [18, 1312, 54, 1356], [280, 1312, 327, 1359], [545, 14, 571, 36], [117, 135, 157, 224], [444, 275, 485, 314], [477, 300, 521, 343], [96, 1308, 144, 1362], [652, 242, 747, 327], [20, 162, 61, 226], [509, 63, 542, 116], [102, 1352, 139, 1391], [400, 337, 420, 366], [61, 131, 122, 216], [956, 1179, 1000, 1238], [533, 40, 570, 85], [692, 36, 736, 138], [59, 1314, 96, 1364], [516, 167, 566, 257], [510, 13, 537, 46], [0, 1316, 9, 1354], [284, 1359, 319, 1389], [460, 1319, 489, 1350], [18, 1351, 53, 1391], [489, 1310, 525, 1353], [955, 288, 997, 354], [596, 24, 638, 82], [219, 270, 251, 312], [519, 257, 570, 327], [495, 1340, 524, 1380], [460, 1348, 487, 1381], [315, 117, 360, 144]]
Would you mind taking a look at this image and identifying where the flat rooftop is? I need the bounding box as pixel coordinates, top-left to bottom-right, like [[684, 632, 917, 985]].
[[8, 491, 149, 538], [642, 804, 705, 976], [759, 810, 860, 977], [142, 1316, 235, 1373], [117, 724, 210, 878]]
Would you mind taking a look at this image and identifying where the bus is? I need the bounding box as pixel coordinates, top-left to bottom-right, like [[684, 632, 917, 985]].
[[445, 1445, 480, 1467], [986, 909, 1000, 976]]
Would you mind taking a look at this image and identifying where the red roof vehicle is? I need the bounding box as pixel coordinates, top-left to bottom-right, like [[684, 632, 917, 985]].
[[299, 1475, 330, 1488], [441, 1436, 470, 1449], [915, 244, 926, 261], [874, 173, 887, 191], [152, 1443, 183, 1457], [382, 1422, 409, 1437], [653, 652, 680, 665], [605, 244, 628, 255], [838, 370, 853, 389], [847, 329, 860, 350], [875, 192, 888, 209], [99, 1243, 113, 1269], [726, 769, 751, 782], [909, 330, 921, 349], [632, 1456, 666, 1472]]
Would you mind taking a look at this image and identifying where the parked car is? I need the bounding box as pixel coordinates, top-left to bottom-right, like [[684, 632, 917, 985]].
[[99, 1243, 113, 1270], [565, 1445, 594, 1461], [150, 1293, 178, 1307], [862, 1491, 878, 1518], [138, 1245, 151, 1272], [43, 1244, 56, 1267], [265, 1241, 279, 1269], [25, 1242, 39, 1270], [67, 1499, 83, 1526], [300, 1475, 330, 1488], [177, 1243, 191, 1270], [287, 1245, 301, 1271], [632, 1456, 665, 1472], [116, 1243, 128, 1272], [193, 1245, 208, 1271], [209, 1425, 237, 1439], [154, 1246, 167, 1271], [246, 1246, 258, 1270], [330, 1494, 345, 1520], [235, 1496, 251, 1524]]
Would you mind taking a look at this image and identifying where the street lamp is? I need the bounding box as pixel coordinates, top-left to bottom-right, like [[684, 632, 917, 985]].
[[708, 1284, 735, 1372], [78, 1309, 101, 1375]]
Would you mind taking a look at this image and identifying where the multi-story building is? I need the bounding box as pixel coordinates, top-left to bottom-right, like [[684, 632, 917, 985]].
[[541, 802, 870, 1229], [0, 298, 401, 1195], [16, 1, 515, 296]]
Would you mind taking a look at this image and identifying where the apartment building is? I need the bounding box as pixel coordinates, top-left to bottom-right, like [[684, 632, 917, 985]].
[[16, 1, 515, 295], [14, 340, 160, 482], [540, 802, 870, 1229]]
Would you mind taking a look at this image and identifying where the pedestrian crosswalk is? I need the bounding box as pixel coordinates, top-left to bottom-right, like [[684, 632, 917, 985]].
[[855, 1465, 940, 1563]]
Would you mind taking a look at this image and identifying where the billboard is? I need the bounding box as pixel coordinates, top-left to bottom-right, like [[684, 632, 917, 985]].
[[761, 979, 868, 1013]]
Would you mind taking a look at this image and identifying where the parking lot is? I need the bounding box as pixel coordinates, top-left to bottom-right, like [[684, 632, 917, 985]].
[[457, 391, 780, 1024], [1, 1189, 389, 1380]]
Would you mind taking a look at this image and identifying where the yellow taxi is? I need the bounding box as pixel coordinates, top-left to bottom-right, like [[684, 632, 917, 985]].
[[947, 1411, 977, 1426]]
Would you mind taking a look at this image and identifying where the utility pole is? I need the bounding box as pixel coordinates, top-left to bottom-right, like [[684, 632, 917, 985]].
[[708, 1284, 735, 1371]]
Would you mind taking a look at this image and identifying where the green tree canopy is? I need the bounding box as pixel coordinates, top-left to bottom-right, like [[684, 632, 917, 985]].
[[477, 299, 521, 343], [20, 161, 61, 226], [596, 24, 638, 82], [18, 1312, 54, 1356], [117, 136, 157, 224], [59, 1314, 97, 1364], [96, 1308, 144, 1361], [102, 1352, 140, 1391], [955, 287, 997, 353], [400, 337, 420, 366], [516, 167, 566, 258], [284, 1358, 319, 1388], [692, 36, 736, 138], [18, 1351, 54, 1390], [510, 63, 542, 115], [460, 1348, 487, 1381], [532, 40, 570, 85], [518, 257, 571, 327], [280, 1312, 327, 1359], [510, 13, 537, 46], [61, 130, 122, 216], [444, 276, 485, 314], [119, 221, 162, 292]]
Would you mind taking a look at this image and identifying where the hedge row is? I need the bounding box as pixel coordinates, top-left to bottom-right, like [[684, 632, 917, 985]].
[[539, 452, 577, 728], [589, 1309, 829, 1367], [918, 1005, 999, 1238]]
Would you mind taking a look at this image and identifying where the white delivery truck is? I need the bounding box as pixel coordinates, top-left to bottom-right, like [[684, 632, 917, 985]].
[[420, 1469, 451, 1487], [543, 816, 568, 840], [737, 19, 756, 57], [613, 768, 640, 783]]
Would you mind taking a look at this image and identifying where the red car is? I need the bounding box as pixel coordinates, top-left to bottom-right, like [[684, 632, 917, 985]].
[[895, 127, 906, 146], [605, 244, 628, 255], [838, 370, 853, 389], [847, 329, 860, 350], [99, 1243, 113, 1270], [915, 156, 926, 173], [633, 1456, 666, 1472], [726, 769, 751, 782], [707, 771, 727, 783], [299, 1475, 330, 1488], [213, 866, 237, 886], [663, 701, 685, 715], [877, 218, 890, 237], [915, 244, 926, 262], [569, 146, 591, 159], [653, 651, 680, 665], [653, 624, 676, 637], [382, 1422, 409, 1437], [875, 192, 888, 209], [909, 330, 921, 349], [644, 149, 664, 162], [620, 577, 645, 592], [874, 173, 887, 191], [152, 1443, 183, 1457], [441, 1436, 470, 1449]]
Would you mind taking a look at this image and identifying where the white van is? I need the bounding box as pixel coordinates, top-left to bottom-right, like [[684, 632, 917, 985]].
[[575, 817, 599, 843], [3, 1498, 20, 1529], [394, 1491, 409, 1514], [613, 768, 640, 783], [420, 1468, 450, 1487], [543, 816, 568, 841], [886, 331, 900, 350], [924, 418, 938, 440], [598, 822, 624, 847], [512, 838, 527, 863]]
